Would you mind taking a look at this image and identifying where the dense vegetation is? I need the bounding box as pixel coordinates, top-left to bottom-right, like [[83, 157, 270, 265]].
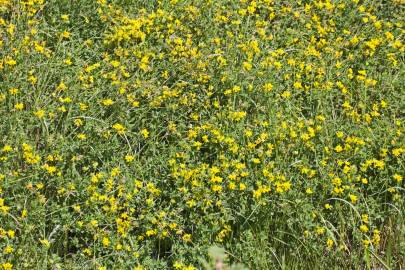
[[0, 0, 404, 269]]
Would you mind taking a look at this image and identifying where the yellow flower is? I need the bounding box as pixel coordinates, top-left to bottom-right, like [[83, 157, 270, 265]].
[[8, 88, 18, 95], [146, 229, 156, 237], [102, 237, 110, 247], [336, 131, 344, 138], [83, 248, 92, 256], [173, 261, 183, 269], [393, 174, 403, 183], [281, 90, 291, 98], [79, 103, 88, 111], [7, 230, 15, 238], [14, 103, 24, 110], [3, 245, 13, 254], [293, 81, 303, 89], [229, 111, 246, 121], [372, 229, 381, 245], [326, 238, 334, 249], [334, 145, 343, 153], [5, 57, 16, 66], [74, 119, 84, 127], [112, 123, 126, 135], [359, 225, 368, 233], [243, 61, 252, 71], [60, 31, 71, 39], [392, 148, 403, 157], [77, 133, 86, 140], [182, 233, 191, 242], [2, 263, 13, 270], [125, 155, 134, 163], [0, 198, 10, 214], [39, 239, 50, 247], [73, 205, 81, 212], [90, 220, 98, 227], [102, 99, 114, 106], [61, 14, 69, 21], [34, 109, 45, 118], [316, 226, 325, 235], [2, 145, 12, 152], [141, 129, 149, 139], [349, 194, 358, 204]]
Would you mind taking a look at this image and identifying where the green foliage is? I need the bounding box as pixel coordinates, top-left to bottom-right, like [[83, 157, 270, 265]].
[[0, 0, 404, 269], [200, 246, 247, 270]]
